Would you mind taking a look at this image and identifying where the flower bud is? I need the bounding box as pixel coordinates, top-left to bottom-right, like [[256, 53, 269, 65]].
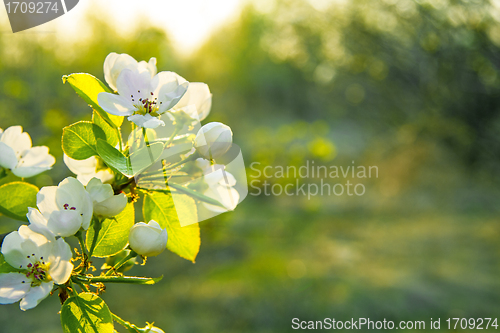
[[128, 220, 168, 257], [194, 122, 233, 159]]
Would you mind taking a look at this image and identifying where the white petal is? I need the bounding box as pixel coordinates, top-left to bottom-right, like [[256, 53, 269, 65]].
[[64, 154, 97, 176], [37, 186, 59, 218], [0, 126, 32, 158], [93, 193, 127, 217], [97, 92, 135, 116], [1, 232, 29, 269], [173, 82, 212, 121], [26, 208, 55, 241], [48, 238, 73, 284], [137, 57, 157, 77], [104, 53, 137, 92], [203, 185, 240, 213], [56, 178, 93, 228], [0, 273, 30, 305], [0, 142, 18, 169], [19, 281, 53, 311], [86, 178, 114, 203], [151, 71, 189, 113], [128, 114, 165, 129], [12, 146, 55, 178], [47, 210, 83, 237], [18, 226, 52, 262], [116, 69, 151, 102]]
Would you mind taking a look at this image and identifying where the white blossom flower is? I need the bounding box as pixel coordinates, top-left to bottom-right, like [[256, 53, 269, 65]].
[[128, 220, 168, 257], [35, 177, 93, 237], [0, 126, 55, 178], [97, 68, 189, 129], [196, 158, 239, 213], [104, 52, 157, 92], [171, 83, 212, 122], [194, 122, 233, 160], [86, 178, 127, 217], [0, 225, 73, 311], [63, 154, 113, 186]]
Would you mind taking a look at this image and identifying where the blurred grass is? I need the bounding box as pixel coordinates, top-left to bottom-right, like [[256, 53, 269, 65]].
[[1, 0, 500, 331]]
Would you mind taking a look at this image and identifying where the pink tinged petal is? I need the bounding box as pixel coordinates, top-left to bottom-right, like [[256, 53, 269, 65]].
[[47, 210, 82, 237], [97, 92, 135, 116], [0, 142, 18, 169], [0, 273, 31, 305], [128, 114, 165, 129], [1, 232, 30, 269], [37, 186, 59, 218], [19, 281, 53, 311], [48, 238, 73, 284]]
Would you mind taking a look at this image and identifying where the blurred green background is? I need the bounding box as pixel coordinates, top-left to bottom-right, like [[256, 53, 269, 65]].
[[1, 0, 500, 331]]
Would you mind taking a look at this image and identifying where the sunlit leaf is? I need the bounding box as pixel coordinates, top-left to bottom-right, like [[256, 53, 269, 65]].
[[0, 182, 38, 222], [61, 293, 114, 333], [92, 110, 119, 148], [62, 121, 107, 160], [62, 73, 123, 128], [86, 203, 135, 258], [96, 139, 164, 177], [143, 191, 200, 262]]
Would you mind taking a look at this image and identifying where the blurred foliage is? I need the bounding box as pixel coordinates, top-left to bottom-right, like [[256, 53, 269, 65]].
[[1, 0, 500, 331]]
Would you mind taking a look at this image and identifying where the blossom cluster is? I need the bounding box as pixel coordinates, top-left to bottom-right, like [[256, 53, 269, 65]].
[[0, 52, 243, 332]]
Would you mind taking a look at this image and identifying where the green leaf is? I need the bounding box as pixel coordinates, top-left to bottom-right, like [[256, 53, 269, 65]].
[[73, 275, 162, 285], [62, 121, 107, 160], [62, 73, 123, 128], [92, 110, 119, 147], [86, 203, 135, 258], [96, 139, 164, 177], [143, 191, 200, 262], [0, 253, 22, 274], [96, 139, 129, 175], [61, 293, 114, 333], [0, 182, 38, 221], [129, 142, 164, 176]]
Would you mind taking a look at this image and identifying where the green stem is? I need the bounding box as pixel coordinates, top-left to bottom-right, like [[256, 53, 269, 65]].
[[164, 125, 182, 148], [142, 127, 150, 148], [88, 218, 102, 258], [67, 279, 79, 297], [72, 278, 90, 292], [73, 274, 162, 285], [117, 127, 124, 152], [75, 230, 88, 271], [112, 313, 141, 333], [168, 183, 226, 208], [163, 152, 199, 171], [104, 250, 137, 276]]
